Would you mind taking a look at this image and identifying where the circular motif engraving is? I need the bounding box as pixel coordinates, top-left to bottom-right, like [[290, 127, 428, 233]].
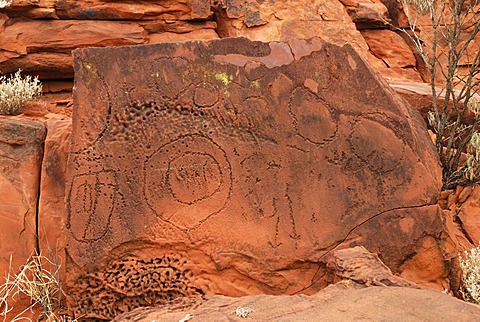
[[194, 82, 219, 107], [289, 87, 338, 145], [144, 134, 232, 229]]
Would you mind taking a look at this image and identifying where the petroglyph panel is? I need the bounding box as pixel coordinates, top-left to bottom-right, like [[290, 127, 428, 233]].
[[68, 37, 442, 319]]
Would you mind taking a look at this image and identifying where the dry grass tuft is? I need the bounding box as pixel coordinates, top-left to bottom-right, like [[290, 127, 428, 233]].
[[0, 254, 75, 322]]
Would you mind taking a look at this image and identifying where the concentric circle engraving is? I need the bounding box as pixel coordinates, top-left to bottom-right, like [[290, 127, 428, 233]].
[[144, 134, 232, 229]]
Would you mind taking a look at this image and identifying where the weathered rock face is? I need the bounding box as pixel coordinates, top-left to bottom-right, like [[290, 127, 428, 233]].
[[114, 284, 480, 322], [38, 118, 72, 275], [361, 29, 424, 82], [440, 186, 480, 249], [322, 246, 417, 287], [341, 0, 390, 29], [54, 0, 211, 20], [0, 117, 72, 321], [0, 0, 426, 83], [3, 0, 211, 20], [115, 247, 475, 321], [213, 0, 368, 49], [0, 118, 46, 277], [342, 204, 460, 291], [0, 118, 46, 317], [211, 0, 424, 82], [0, 0, 217, 79], [0, 18, 218, 79], [66, 37, 445, 320]]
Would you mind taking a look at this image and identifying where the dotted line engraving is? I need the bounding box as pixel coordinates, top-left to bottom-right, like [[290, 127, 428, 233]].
[[144, 134, 233, 230]]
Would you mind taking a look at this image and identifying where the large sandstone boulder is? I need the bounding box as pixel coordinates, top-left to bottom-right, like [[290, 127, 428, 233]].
[[66, 37, 447, 320]]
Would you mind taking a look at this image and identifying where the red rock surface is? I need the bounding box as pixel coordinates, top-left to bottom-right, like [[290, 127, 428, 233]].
[[0, 1, 217, 79], [1, 1, 478, 320], [38, 118, 72, 278], [0, 118, 46, 317], [361, 29, 417, 68], [2, 0, 211, 20], [0, 0, 432, 83], [440, 186, 480, 248], [114, 284, 480, 321], [322, 246, 417, 287], [213, 0, 368, 49], [65, 37, 445, 320], [342, 0, 390, 29], [0, 19, 218, 79], [362, 29, 424, 82], [345, 205, 460, 291], [458, 193, 480, 244], [53, 0, 212, 21], [210, 0, 408, 80], [113, 248, 467, 320]]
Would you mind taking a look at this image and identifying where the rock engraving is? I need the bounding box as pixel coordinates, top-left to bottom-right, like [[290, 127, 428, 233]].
[[67, 170, 117, 242], [67, 37, 442, 319], [144, 134, 232, 229]]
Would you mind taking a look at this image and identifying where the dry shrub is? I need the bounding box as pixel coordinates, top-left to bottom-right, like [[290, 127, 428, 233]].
[[0, 70, 43, 115], [397, 0, 480, 189], [460, 245, 480, 304], [0, 1, 12, 8]]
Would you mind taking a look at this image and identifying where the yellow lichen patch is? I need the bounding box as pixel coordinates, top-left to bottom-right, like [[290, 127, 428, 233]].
[[250, 80, 260, 90], [214, 72, 233, 87], [83, 61, 99, 78], [213, 72, 233, 96], [181, 65, 234, 96]]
